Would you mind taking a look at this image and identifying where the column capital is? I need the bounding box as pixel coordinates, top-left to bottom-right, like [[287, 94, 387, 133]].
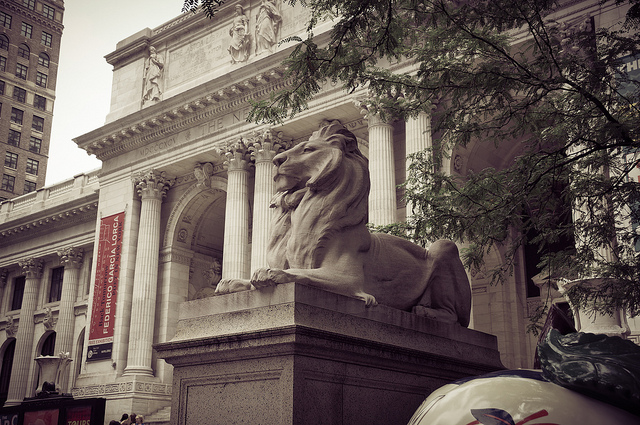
[[353, 98, 396, 127], [194, 162, 215, 189], [19, 258, 43, 279], [57, 247, 84, 269], [223, 139, 251, 172], [248, 128, 292, 163], [134, 169, 174, 200]]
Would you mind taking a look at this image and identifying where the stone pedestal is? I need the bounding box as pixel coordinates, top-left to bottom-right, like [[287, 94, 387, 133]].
[[155, 283, 503, 425]]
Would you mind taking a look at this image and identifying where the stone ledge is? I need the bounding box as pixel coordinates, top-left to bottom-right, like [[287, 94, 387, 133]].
[[156, 283, 503, 371]]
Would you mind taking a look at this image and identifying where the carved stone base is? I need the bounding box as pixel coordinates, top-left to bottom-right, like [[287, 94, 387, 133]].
[[155, 283, 503, 425], [72, 375, 171, 422]]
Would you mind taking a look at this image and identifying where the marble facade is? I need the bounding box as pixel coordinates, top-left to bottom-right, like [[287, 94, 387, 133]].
[[0, 0, 638, 422]]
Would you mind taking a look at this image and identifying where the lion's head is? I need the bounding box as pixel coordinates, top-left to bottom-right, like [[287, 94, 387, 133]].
[[268, 121, 370, 269]]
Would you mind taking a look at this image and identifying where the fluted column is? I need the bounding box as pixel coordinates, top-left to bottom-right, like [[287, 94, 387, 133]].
[[367, 114, 397, 226], [55, 247, 83, 391], [0, 269, 8, 314], [6, 258, 43, 405], [249, 130, 289, 273], [222, 141, 251, 280], [124, 170, 173, 376], [405, 111, 432, 218]]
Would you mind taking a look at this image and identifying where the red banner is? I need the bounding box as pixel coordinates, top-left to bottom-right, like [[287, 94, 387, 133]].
[[66, 406, 92, 425], [87, 212, 124, 361], [24, 410, 59, 425]]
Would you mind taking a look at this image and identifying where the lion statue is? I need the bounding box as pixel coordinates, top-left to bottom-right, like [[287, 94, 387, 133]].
[[216, 120, 471, 326]]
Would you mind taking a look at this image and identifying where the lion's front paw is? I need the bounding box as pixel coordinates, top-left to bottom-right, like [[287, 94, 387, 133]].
[[251, 267, 294, 288], [357, 292, 378, 307], [412, 305, 457, 323], [214, 278, 252, 295]]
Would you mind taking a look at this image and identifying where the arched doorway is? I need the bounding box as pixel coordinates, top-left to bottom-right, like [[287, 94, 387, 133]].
[[163, 177, 228, 300], [0, 338, 16, 405], [73, 328, 85, 389]]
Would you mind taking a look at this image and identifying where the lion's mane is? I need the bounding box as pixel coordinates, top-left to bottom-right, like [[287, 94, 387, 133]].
[[268, 121, 370, 269]]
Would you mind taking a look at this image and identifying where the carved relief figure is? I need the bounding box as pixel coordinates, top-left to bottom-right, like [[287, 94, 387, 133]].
[[216, 121, 472, 326], [194, 258, 223, 299], [43, 307, 56, 330], [142, 46, 164, 105], [228, 4, 251, 63], [255, 0, 282, 55]]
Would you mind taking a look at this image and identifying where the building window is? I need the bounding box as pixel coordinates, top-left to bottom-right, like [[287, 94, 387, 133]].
[[8, 130, 20, 146], [42, 4, 55, 20], [17, 44, 29, 59], [32, 115, 44, 132], [38, 52, 49, 68], [20, 22, 32, 39], [23, 0, 35, 10], [11, 276, 25, 310], [29, 136, 42, 153], [12, 87, 26, 103], [1, 174, 15, 192], [10, 108, 23, 125], [23, 179, 36, 194], [0, 35, 8, 50], [34, 94, 46, 111], [41, 332, 56, 356], [49, 266, 64, 302], [41, 32, 52, 47], [0, 12, 11, 29], [0, 56, 6, 72], [15, 63, 28, 80], [0, 80, 4, 95], [26, 158, 38, 175], [36, 72, 47, 88], [4, 152, 17, 169]]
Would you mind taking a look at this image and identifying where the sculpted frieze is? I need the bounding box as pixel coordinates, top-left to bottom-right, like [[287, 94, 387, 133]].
[[167, 30, 228, 89], [229, 4, 251, 63], [255, 0, 282, 55], [136, 108, 253, 160]]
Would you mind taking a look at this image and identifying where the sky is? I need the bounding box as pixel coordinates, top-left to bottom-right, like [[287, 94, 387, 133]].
[[45, 0, 186, 185]]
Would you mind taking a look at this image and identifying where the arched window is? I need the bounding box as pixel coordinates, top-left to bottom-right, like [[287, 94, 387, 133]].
[[41, 332, 56, 356], [74, 328, 85, 387], [38, 52, 49, 68], [0, 35, 8, 51], [17, 43, 29, 59], [0, 339, 16, 406]]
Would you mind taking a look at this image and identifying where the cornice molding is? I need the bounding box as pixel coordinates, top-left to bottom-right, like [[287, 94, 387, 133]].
[[76, 67, 290, 161], [0, 0, 64, 33], [0, 201, 98, 241]]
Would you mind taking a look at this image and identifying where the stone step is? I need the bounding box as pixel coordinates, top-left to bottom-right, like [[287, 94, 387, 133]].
[[145, 405, 171, 425]]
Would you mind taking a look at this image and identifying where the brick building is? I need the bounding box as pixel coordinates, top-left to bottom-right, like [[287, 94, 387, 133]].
[[0, 0, 63, 201]]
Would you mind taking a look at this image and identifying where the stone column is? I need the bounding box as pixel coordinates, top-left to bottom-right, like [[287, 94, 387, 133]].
[[0, 269, 8, 313], [405, 111, 432, 219], [54, 247, 83, 391], [249, 130, 288, 273], [222, 141, 251, 280], [5, 258, 43, 405], [367, 114, 397, 226], [124, 170, 173, 376]]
